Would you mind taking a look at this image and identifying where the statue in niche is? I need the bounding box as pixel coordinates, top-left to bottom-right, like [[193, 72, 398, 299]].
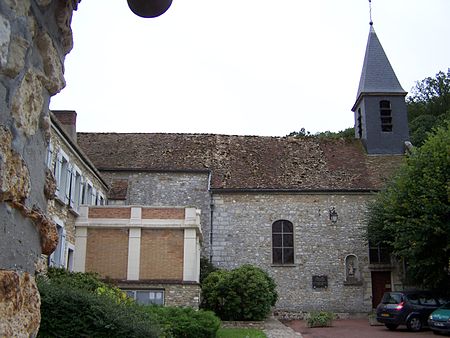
[[345, 255, 358, 281]]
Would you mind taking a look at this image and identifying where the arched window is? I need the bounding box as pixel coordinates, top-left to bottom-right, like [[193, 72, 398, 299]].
[[379, 100, 392, 132], [272, 220, 294, 264]]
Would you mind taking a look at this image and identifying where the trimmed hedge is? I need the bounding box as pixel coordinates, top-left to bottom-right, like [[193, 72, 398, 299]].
[[201, 265, 278, 321], [37, 278, 160, 338], [145, 306, 221, 338]]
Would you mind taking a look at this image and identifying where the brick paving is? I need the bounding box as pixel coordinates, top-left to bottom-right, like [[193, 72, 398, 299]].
[[285, 319, 436, 338]]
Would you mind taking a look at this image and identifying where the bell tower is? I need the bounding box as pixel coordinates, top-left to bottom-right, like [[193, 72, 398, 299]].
[[351, 23, 410, 154]]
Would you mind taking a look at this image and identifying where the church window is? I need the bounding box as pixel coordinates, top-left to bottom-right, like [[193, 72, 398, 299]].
[[369, 242, 390, 264], [272, 220, 294, 264], [357, 108, 363, 138], [380, 100, 393, 132]]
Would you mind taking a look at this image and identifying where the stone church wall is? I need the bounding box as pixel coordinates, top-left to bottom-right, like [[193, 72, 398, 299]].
[[211, 192, 374, 313], [0, 0, 78, 335], [103, 171, 213, 256]]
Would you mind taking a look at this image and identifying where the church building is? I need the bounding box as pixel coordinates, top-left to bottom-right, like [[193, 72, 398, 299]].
[[68, 23, 410, 314]]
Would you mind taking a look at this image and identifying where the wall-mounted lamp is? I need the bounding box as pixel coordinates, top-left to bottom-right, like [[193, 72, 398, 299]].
[[127, 0, 173, 18], [329, 207, 338, 223]]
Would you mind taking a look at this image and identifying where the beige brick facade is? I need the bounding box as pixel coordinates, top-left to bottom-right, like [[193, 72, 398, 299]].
[[140, 229, 184, 280], [74, 206, 202, 307], [86, 228, 128, 279], [142, 208, 185, 219], [89, 207, 131, 219]]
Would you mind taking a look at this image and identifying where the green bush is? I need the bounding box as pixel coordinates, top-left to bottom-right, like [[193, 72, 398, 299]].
[[200, 257, 218, 284], [201, 264, 278, 321], [37, 278, 161, 338], [145, 306, 221, 338], [44, 267, 132, 305], [306, 311, 334, 327]]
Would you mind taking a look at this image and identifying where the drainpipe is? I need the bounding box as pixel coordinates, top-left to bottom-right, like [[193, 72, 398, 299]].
[[208, 170, 214, 263]]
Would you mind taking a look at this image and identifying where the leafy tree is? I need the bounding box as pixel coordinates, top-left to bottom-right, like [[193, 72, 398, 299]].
[[287, 127, 354, 139], [407, 69, 450, 146], [367, 123, 450, 291]]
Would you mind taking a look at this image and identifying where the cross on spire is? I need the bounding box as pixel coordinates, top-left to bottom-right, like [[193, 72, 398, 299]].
[[369, 0, 373, 25]]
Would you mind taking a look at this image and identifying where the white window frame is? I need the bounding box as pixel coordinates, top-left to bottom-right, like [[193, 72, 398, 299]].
[[49, 218, 66, 268], [70, 165, 83, 212], [66, 243, 75, 272], [91, 187, 97, 205], [124, 290, 165, 306], [54, 149, 70, 204], [84, 180, 94, 206]]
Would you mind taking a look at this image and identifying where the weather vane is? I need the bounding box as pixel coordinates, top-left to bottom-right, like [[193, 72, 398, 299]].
[[369, 0, 373, 25]]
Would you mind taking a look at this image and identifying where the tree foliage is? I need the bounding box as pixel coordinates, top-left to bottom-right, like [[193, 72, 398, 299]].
[[201, 265, 278, 321], [407, 69, 450, 146], [367, 123, 450, 291], [287, 127, 354, 139]]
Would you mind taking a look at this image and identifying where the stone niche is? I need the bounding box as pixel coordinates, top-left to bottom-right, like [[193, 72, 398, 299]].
[[0, 0, 79, 336]]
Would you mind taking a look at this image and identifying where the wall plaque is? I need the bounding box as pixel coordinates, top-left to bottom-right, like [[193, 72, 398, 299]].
[[312, 275, 328, 289]]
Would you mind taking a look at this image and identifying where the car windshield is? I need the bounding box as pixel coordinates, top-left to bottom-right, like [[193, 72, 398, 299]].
[[382, 293, 404, 304]]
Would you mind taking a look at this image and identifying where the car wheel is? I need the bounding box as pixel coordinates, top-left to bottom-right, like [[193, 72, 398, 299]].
[[385, 324, 398, 330], [406, 316, 422, 332]]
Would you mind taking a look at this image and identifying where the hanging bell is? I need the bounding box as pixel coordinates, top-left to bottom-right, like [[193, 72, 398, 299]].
[[127, 0, 173, 18]]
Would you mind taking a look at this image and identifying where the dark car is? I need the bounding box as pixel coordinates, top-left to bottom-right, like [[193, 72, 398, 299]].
[[428, 302, 450, 334], [376, 291, 446, 331]]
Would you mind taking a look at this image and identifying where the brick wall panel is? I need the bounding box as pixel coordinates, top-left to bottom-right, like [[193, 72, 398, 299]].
[[140, 229, 184, 280], [86, 228, 128, 279], [142, 208, 185, 219], [89, 207, 131, 219]]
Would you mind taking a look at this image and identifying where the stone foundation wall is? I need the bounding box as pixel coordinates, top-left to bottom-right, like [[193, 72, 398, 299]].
[[0, 0, 79, 335], [118, 282, 201, 309], [211, 192, 374, 313]]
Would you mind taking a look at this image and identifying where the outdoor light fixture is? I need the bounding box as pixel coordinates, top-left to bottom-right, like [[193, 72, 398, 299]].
[[127, 0, 173, 18], [329, 207, 338, 223]]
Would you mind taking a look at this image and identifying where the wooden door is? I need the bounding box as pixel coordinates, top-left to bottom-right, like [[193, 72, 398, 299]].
[[371, 271, 392, 308]]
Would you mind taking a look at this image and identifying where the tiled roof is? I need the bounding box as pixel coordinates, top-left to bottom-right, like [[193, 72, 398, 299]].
[[354, 25, 406, 110], [77, 132, 404, 191]]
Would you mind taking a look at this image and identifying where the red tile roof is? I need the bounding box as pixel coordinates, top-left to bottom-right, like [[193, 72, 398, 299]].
[[77, 133, 404, 191]]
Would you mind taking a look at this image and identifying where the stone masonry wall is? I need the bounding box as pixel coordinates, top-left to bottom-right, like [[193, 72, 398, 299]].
[[103, 171, 212, 256], [211, 192, 374, 314], [0, 0, 78, 335], [118, 282, 201, 309]]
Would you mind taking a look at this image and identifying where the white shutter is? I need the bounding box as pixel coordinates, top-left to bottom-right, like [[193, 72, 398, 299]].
[[91, 187, 97, 205], [54, 153, 63, 198], [59, 227, 66, 267], [65, 163, 72, 205], [68, 165, 76, 208]]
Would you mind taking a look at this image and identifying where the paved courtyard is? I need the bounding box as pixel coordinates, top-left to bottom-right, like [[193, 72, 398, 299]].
[[285, 319, 438, 338]]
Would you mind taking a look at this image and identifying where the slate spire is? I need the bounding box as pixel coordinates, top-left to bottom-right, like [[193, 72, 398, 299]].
[[354, 25, 406, 105], [352, 24, 409, 155]]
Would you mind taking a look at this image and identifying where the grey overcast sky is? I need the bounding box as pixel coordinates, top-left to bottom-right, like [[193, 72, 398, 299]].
[[49, 0, 450, 136]]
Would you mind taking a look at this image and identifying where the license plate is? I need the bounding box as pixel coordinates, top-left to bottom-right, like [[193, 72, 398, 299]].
[[381, 313, 390, 317], [435, 323, 444, 327]]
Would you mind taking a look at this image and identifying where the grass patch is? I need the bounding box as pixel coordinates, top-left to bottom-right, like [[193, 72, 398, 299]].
[[216, 328, 266, 338]]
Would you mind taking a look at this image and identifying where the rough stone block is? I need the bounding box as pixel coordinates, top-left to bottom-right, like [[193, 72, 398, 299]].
[[0, 270, 40, 338]]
